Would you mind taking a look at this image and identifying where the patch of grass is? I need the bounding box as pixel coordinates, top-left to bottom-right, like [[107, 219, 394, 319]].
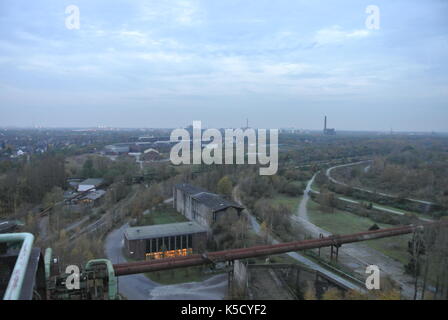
[[336, 193, 433, 221], [307, 199, 382, 234], [139, 205, 188, 226], [311, 179, 321, 192], [307, 199, 411, 264], [363, 235, 411, 265], [271, 194, 302, 212]]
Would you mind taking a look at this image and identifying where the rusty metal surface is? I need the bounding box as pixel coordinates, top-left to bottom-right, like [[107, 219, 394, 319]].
[[113, 221, 448, 276]]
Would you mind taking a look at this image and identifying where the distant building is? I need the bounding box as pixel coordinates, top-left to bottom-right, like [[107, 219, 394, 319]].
[[78, 189, 106, 207], [0, 220, 22, 234], [124, 221, 208, 260], [104, 144, 130, 155], [77, 178, 104, 192], [323, 116, 336, 135], [67, 178, 82, 190], [173, 183, 244, 230], [141, 148, 161, 161]]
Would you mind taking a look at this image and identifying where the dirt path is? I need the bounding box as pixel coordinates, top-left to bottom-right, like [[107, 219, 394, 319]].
[[232, 185, 365, 292], [327, 161, 435, 207], [293, 176, 422, 299]]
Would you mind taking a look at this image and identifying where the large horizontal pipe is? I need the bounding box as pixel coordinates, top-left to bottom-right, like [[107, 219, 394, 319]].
[[114, 221, 448, 276]]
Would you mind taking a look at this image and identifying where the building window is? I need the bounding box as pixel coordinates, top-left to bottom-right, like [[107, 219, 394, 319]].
[[169, 236, 175, 251], [146, 248, 193, 260]]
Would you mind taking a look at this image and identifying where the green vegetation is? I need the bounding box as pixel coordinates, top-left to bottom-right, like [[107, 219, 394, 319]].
[[271, 194, 301, 212], [336, 193, 434, 221], [217, 175, 233, 197], [307, 199, 411, 264], [137, 205, 188, 226]]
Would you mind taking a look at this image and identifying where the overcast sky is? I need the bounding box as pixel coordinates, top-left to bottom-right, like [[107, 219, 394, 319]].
[[0, 0, 447, 131]]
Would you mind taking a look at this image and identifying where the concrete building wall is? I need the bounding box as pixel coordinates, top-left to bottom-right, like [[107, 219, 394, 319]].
[[174, 188, 193, 220], [125, 231, 208, 260], [192, 200, 213, 229], [124, 234, 146, 259], [233, 260, 248, 293], [173, 185, 243, 230], [215, 207, 239, 223]]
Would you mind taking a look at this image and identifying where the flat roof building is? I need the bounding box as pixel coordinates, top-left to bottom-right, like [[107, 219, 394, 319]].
[[78, 189, 106, 207], [124, 221, 208, 260], [77, 178, 104, 192]]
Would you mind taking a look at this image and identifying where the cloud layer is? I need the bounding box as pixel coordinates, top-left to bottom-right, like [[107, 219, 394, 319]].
[[0, 0, 447, 130]]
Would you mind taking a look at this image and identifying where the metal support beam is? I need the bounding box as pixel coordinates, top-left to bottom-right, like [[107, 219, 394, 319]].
[[113, 221, 448, 276]]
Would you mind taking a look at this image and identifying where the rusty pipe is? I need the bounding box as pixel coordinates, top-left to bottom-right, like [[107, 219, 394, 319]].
[[114, 221, 447, 276]]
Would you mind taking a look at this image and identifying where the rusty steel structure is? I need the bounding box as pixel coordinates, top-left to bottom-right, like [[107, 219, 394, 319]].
[[113, 220, 448, 276], [2, 220, 448, 299]]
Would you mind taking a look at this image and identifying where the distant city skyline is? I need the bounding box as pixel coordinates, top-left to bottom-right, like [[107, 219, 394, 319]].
[[1, 0, 447, 131]]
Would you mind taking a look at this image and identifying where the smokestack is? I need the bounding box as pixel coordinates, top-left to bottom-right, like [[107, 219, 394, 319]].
[[324, 116, 327, 131]]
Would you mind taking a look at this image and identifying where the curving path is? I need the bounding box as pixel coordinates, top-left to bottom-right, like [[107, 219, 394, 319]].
[[233, 186, 365, 292], [292, 174, 423, 299], [326, 161, 435, 206]]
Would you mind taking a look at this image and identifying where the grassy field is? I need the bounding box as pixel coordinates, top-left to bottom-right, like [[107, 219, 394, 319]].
[[139, 205, 188, 226], [335, 193, 434, 221], [311, 178, 321, 192], [307, 199, 411, 265], [271, 194, 302, 212]]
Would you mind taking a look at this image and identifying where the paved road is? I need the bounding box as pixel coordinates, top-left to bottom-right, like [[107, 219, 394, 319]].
[[104, 223, 159, 299], [104, 223, 228, 300]]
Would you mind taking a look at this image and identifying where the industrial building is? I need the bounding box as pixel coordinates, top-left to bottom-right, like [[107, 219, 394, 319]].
[[78, 189, 106, 207], [173, 183, 244, 230], [323, 116, 336, 135], [77, 178, 104, 192], [124, 221, 208, 260], [104, 144, 131, 155]]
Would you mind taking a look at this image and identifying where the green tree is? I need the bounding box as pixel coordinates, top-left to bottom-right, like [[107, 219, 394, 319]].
[[82, 158, 97, 178], [217, 176, 233, 197]]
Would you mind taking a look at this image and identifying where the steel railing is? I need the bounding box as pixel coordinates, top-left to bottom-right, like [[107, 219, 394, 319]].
[[1, 233, 35, 300]]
